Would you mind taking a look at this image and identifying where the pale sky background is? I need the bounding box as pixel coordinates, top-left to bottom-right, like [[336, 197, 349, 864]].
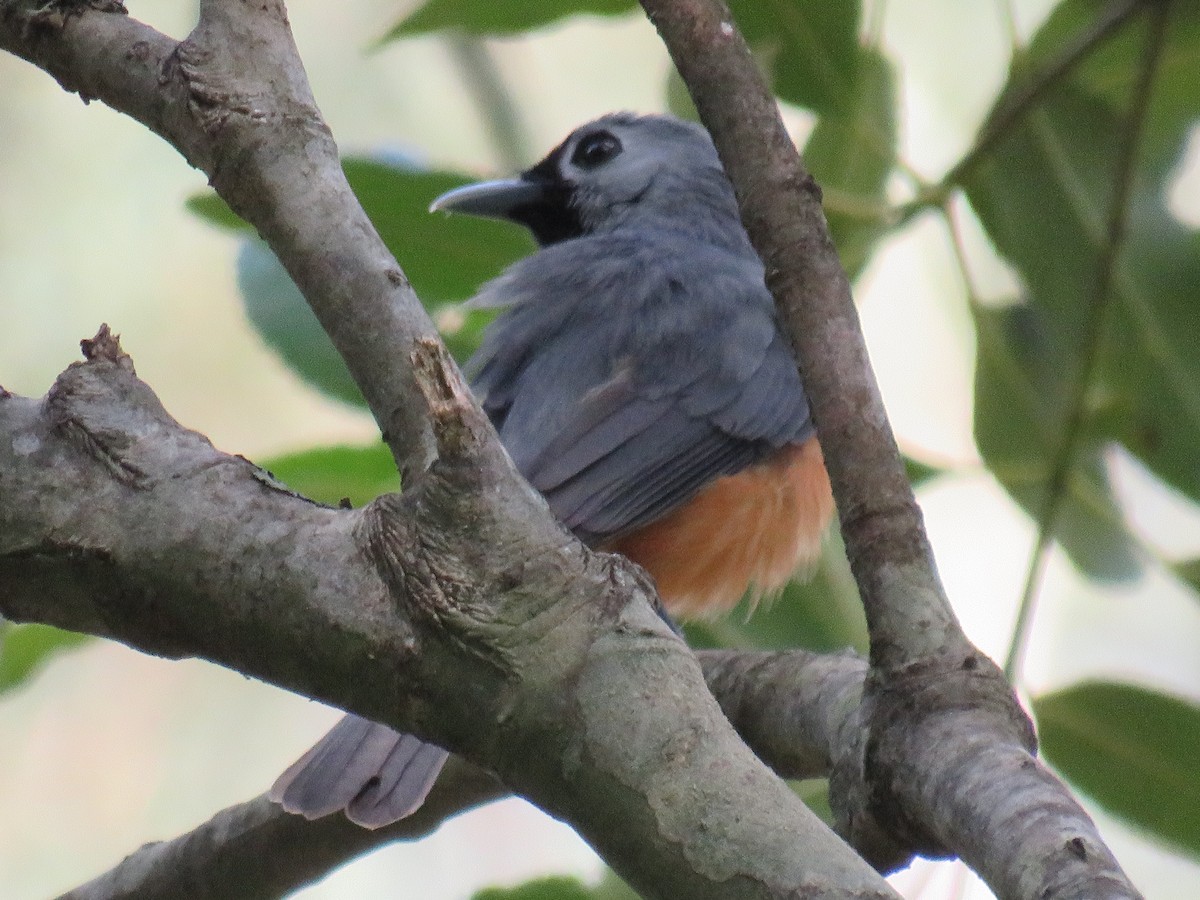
[[1, 1, 1199, 898]]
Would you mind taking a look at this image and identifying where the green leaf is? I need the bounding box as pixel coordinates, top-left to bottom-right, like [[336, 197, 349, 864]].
[[973, 304, 1139, 580], [592, 871, 640, 900], [963, 4, 1200, 574], [343, 160, 534, 304], [1035, 681, 1200, 858], [1173, 558, 1200, 597], [0, 623, 91, 695], [904, 455, 943, 488], [389, 0, 860, 117], [385, 0, 637, 40], [473, 876, 598, 900], [236, 240, 366, 406], [684, 529, 867, 654], [185, 192, 247, 232], [190, 160, 528, 404], [189, 162, 535, 301], [728, 0, 862, 116], [1024, 0, 1200, 174], [793, 778, 834, 825], [664, 65, 699, 123], [802, 47, 897, 278], [260, 444, 400, 507]]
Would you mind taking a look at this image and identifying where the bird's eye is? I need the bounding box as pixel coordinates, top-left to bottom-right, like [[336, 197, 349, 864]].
[[570, 131, 622, 169]]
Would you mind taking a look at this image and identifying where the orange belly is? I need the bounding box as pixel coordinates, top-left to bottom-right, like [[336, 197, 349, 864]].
[[604, 437, 834, 619]]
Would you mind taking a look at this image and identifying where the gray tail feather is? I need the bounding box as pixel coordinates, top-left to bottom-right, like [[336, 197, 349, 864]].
[[269, 714, 450, 829]]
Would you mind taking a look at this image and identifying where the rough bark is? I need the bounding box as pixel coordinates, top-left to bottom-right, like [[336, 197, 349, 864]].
[[0, 328, 895, 898], [638, 0, 1143, 896], [60, 757, 507, 900]]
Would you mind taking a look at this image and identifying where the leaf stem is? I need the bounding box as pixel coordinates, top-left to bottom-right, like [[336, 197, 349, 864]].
[[922, 0, 1144, 211], [446, 36, 531, 171], [1003, 0, 1172, 681]]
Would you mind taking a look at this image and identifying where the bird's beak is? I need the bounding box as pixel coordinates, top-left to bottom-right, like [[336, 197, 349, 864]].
[[429, 177, 552, 220]]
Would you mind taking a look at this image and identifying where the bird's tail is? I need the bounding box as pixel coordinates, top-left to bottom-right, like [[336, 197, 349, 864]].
[[269, 714, 449, 829]]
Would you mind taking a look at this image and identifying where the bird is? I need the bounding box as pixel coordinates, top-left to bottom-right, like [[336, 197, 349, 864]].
[[270, 112, 835, 828]]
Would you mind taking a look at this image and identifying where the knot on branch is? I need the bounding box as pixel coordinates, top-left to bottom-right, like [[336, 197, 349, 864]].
[[80, 323, 133, 370], [831, 648, 1036, 870], [173, 0, 325, 142], [360, 492, 518, 677], [46, 328, 220, 487]]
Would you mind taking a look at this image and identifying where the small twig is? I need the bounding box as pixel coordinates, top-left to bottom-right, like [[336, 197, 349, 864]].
[[934, 0, 1145, 203], [1004, 0, 1172, 680], [995, 0, 1022, 52]]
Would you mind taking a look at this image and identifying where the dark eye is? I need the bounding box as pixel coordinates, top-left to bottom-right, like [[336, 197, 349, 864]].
[[570, 131, 622, 169]]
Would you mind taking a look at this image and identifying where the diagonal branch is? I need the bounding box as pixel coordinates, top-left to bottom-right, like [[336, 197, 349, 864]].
[[639, 1, 1144, 897], [64, 649, 875, 900], [641, 0, 965, 674], [0, 337, 898, 899], [60, 757, 507, 900]]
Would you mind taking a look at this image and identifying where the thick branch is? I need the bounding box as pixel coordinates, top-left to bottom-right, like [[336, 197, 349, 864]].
[[67, 649, 878, 900], [0, 343, 898, 899], [639, 2, 1143, 897]]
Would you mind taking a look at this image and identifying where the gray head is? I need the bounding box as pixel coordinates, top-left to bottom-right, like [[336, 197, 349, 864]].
[[432, 113, 746, 251]]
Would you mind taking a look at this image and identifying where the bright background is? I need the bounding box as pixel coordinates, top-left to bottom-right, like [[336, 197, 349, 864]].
[[2, 1, 1198, 897]]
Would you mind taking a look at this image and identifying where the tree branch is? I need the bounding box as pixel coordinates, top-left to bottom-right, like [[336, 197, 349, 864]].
[[60, 757, 507, 900], [0, 0, 1147, 895], [0, 336, 899, 897], [1, 0, 437, 477], [64, 649, 876, 899], [639, 1, 1143, 897], [0, 0, 908, 891]]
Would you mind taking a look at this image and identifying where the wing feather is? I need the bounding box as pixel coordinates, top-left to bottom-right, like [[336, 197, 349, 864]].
[[467, 233, 814, 544]]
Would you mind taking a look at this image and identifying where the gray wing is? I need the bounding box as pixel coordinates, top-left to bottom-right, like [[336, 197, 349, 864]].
[[468, 235, 814, 544], [269, 715, 449, 829]]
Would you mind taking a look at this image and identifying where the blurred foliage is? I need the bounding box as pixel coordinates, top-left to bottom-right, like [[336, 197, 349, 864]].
[[801, 46, 896, 279], [0, 623, 90, 696], [0, 0, 1178, 882], [1036, 682, 1200, 857], [973, 303, 1140, 580], [261, 444, 400, 507], [965, 0, 1200, 583], [187, 162, 524, 404], [472, 876, 600, 900]]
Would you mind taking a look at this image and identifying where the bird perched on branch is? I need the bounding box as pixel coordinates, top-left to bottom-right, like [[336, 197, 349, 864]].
[[271, 112, 834, 827]]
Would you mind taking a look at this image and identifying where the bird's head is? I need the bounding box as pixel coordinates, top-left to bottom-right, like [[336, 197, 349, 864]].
[[431, 113, 738, 246]]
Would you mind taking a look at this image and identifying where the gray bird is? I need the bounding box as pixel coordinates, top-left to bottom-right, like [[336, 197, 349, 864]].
[[270, 112, 833, 827]]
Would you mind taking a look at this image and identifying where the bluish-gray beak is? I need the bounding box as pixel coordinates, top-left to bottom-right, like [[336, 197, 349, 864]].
[[429, 178, 549, 219]]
